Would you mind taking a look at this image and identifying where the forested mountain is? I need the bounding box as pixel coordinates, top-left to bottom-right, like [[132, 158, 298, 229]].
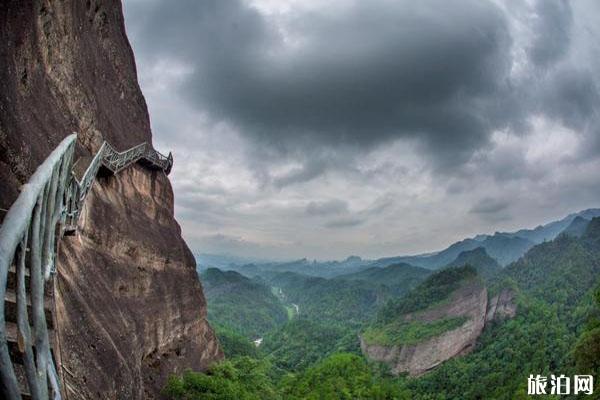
[[369, 208, 600, 269], [372, 265, 480, 326], [171, 215, 600, 400], [370, 233, 534, 269], [502, 208, 600, 244], [267, 271, 389, 325], [561, 215, 591, 238], [336, 262, 431, 295], [444, 247, 500, 279], [408, 217, 600, 398], [500, 218, 600, 313], [198, 255, 371, 279], [361, 265, 491, 376], [196, 209, 600, 279], [200, 268, 288, 339]]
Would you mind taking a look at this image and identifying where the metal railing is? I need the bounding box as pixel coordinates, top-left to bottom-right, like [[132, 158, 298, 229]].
[[64, 139, 172, 232], [0, 134, 173, 399], [0, 134, 75, 399], [102, 141, 172, 174]]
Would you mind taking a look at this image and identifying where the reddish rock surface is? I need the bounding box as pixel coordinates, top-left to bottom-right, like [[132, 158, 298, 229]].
[[1, 1, 222, 398]]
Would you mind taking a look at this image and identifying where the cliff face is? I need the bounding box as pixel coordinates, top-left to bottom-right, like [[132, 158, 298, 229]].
[[361, 280, 489, 376], [486, 288, 517, 322], [0, 1, 222, 398], [57, 166, 222, 398], [361, 282, 516, 376]]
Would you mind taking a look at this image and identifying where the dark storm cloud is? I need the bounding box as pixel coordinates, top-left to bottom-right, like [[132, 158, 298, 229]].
[[128, 0, 515, 170], [123, 0, 600, 259]]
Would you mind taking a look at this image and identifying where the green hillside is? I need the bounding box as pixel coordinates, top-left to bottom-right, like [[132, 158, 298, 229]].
[[408, 218, 600, 398], [200, 268, 289, 339], [261, 319, 358, 372], [268, 271, 390, 326], [444, 247, 500, 279], [376, 264, 479, 323], [363, 265, 479, 346], [337, 262, 431, 295], [168, 218, 600, 400]]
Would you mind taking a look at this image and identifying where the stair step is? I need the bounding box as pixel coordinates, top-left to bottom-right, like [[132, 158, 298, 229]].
[[6, 265, 54, 294], [12, 348, 61, 400], [5, 321, 56, 363], [7, 265, 30, 290], [4, 289, 54, 328]]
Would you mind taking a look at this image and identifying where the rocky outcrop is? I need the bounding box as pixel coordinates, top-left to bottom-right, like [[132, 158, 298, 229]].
[[1, 1, 221, 399], [486, 288, 517, 322], [361, 282, 516, 376]]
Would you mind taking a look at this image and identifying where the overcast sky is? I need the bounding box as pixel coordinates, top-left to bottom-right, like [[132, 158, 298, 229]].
[[122, 0, 600, 261]]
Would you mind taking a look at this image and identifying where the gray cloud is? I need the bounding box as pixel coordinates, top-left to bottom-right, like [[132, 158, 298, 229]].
[[123, 0, 600, 260], [325, 217, 364, 229], [528, 0, 573, 67], [306, 199, 348, 216], [127, 0, 515, 171], [539, 67, 600, 132], [470, 197, 510, 214]]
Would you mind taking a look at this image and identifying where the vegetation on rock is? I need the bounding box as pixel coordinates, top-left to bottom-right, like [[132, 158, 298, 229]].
[[201, 268, 288, 339], [171, 217, 600, 399]]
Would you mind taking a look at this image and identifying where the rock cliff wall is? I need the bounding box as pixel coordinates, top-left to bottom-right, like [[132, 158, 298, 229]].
[[486, 288, 517, 322], [0, 1, 222, 398], [360, 282, 516, 376], [361, 280, 489, 376]]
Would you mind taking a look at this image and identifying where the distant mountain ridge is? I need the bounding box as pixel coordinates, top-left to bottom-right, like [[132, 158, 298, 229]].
[[196, 208, 600, 276], [369, 234, 534, 269], [501, 208, 600, 243], [197, 255, 371, 279], [370, 208, 600, 269]]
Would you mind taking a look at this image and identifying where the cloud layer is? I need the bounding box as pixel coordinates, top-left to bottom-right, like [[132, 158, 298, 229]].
[[123, 0, 600, 260]]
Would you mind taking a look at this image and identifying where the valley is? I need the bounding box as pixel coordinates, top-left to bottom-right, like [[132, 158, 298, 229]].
[[181, 209, 600, 399], [4, 1, 599, 398]]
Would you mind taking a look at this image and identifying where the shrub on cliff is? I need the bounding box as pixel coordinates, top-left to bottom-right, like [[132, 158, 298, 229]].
[[162, 357, 279, 400], [376, 264, 478, 323], [281, 353, 412, 400]]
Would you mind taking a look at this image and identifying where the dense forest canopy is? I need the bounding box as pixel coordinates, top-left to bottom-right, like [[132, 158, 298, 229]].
[[166, 217, 600, 399]]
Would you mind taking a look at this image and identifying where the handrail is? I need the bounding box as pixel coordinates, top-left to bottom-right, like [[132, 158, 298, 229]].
[[0, 134, 76, 400], [0, 134, 173, 399], [64, 139, 172, 232]]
